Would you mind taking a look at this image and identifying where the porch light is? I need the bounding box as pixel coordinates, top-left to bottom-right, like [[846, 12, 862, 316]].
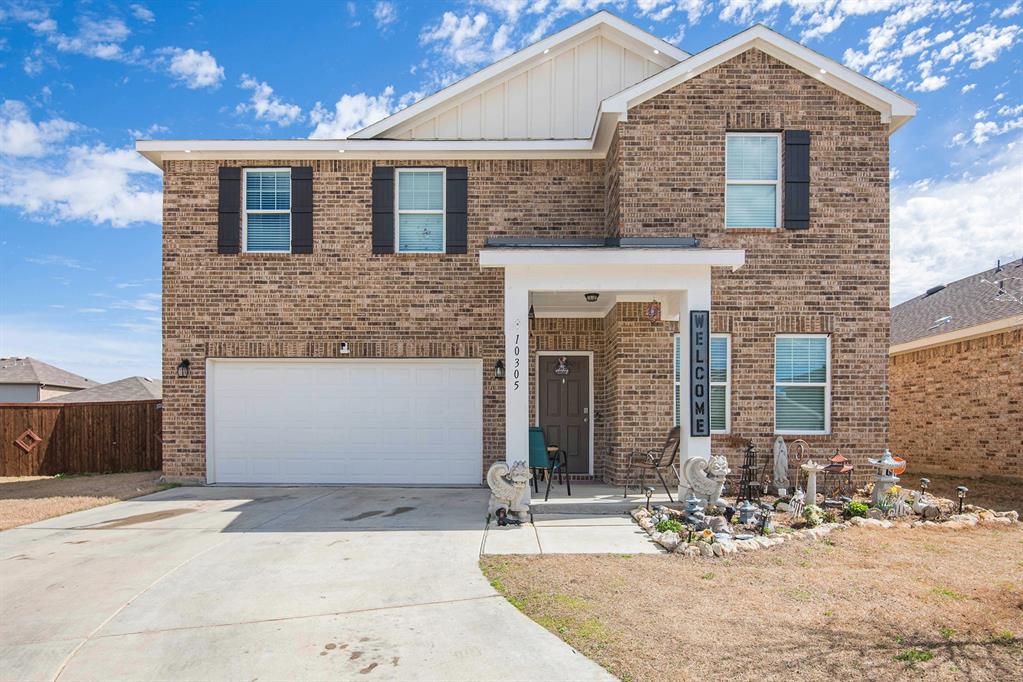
[[176, 359, 190, 378], [495, 360, 506, 380], [528, 305, 535, 321], [955, 485, 968, 514], [919, 477, 930, 493], [584, 292, 599, 302]]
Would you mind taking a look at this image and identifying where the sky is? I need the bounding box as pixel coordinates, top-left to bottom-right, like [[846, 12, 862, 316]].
[[0, 0, 1021, 383]]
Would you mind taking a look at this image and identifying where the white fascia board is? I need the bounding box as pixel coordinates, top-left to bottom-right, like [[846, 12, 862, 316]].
[[890, 316, 1023, 355], [479, 247, 745, 270], [350, 11, 687, 140], [602, 24, 916, 135]]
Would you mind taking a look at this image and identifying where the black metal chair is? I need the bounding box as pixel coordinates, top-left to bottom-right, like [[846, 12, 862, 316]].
[[622, 426, 681, 502]]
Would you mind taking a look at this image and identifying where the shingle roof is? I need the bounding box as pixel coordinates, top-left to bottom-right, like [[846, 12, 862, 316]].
[[41, 376, 162, 403], [0, 357, 97, 389], [891, 258, 1023, 346]]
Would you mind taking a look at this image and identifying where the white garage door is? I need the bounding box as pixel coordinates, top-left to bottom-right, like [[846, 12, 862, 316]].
[[206, 359, 483, 485]]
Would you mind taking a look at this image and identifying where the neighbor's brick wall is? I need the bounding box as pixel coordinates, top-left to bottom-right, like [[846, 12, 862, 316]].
[[613, 48, 891, 482], [890, 328, 1023, 479]]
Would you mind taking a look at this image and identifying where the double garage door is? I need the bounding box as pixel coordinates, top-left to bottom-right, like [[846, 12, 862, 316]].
[[206, 359, 483, 485]]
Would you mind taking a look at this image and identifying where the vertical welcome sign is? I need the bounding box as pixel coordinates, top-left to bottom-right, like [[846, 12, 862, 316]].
[[690, 310, 710, 437]]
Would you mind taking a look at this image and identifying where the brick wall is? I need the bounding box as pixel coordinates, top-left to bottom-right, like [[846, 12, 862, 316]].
[[890, 328, 1023, 479]]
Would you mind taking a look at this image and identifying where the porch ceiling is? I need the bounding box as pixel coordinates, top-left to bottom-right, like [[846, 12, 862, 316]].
[[531, 291, 679, 319]]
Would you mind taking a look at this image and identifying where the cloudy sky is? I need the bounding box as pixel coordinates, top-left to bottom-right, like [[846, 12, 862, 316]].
[[0, 0, 1021, 382]]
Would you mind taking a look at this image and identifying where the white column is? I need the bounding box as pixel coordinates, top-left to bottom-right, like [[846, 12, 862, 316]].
[[678, 270, 713, 500], [503, 271, 530, 477]]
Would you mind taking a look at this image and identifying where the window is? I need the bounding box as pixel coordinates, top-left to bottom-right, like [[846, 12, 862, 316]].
[[243, 168, 291, 252], [774, 334, 830, 434], [396, 168, 445, 253], [725, 133, 781, 228], [674, 333, 730, 434]]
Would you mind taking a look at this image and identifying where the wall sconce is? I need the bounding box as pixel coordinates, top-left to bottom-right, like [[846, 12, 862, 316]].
[[176, 359, 191, 378], [584, 292, 600, 302], [494, 360, 505, 380], [528, 305, 535, 321], [955, 485, 968, 514]]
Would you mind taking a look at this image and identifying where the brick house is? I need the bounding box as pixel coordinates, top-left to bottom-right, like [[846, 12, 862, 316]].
[[890, 259, 1023, 479], [137, 12, 916, 489]]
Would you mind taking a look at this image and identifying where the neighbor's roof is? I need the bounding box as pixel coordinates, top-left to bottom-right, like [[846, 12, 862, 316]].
[[136, 12, 915, 167], [891, 258, 1023, 350], [0, 357, 97, 389], [41, 376, 162, 403]]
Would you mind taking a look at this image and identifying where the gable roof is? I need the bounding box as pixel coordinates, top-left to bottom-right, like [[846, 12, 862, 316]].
[[0, 357, 97, 390], [891, 258, 1023, 350], [41, 376, 162, 403]]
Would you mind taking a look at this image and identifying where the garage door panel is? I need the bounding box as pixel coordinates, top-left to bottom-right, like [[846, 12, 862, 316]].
[[208, 359, 483, 484]]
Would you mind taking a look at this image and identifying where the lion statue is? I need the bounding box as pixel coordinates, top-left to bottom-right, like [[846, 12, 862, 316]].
[[486, 460, 532, 525], [681, 455, 731, 506]]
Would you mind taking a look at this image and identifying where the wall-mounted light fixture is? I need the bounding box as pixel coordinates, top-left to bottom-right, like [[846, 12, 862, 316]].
[[528, 305, 535, 320], [584, 292, 599, 302], [176, 359, 190, 378], [495, 360, 506, 380]]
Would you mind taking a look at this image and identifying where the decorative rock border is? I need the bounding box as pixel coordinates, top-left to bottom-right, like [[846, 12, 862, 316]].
[[631, 506, 1019, 558]]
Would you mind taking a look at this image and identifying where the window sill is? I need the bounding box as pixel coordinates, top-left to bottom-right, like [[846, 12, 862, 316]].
[[725, 227, 783, 234]]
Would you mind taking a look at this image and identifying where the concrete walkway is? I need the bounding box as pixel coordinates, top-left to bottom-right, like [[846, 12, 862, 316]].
[[1, 486, 613, 682], [482, 513, 664, 555]]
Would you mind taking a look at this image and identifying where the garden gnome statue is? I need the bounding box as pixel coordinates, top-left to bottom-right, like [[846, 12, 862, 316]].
[[801, 460, 826, 506], [772, 436, 790, 496]]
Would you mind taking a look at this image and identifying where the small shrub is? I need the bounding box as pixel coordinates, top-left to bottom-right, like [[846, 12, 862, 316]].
[[802, 504, 824, 528], [845, 501, 869, 518], [655, 518, 684, 534], [822, 509, 839, 524], [894, 648, 933, 663], [939, 627, 955, 639]]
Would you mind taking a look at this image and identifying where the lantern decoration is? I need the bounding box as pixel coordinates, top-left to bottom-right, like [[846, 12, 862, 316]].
[[584, 292, 599, 302], [494, 360, 506, 380], [643, 486, 655, 511], [956, 485, 969, 514], [176, 359, 191, 378]]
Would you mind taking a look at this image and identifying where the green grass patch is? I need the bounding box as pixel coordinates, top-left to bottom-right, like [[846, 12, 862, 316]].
[[991, 630, 1015, 644], [894, 648, 934, 663], [931, 586, 967, 600], [939, 627, 955, 639], [553, 593, 591, 610], [701, 572, 715, 580]]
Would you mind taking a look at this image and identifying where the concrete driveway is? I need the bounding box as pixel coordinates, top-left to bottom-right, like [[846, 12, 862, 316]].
[[1, 486, 613, 682]]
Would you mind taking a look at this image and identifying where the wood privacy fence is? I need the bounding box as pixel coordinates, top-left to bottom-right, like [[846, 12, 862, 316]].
[[0, 400, 162, 476]]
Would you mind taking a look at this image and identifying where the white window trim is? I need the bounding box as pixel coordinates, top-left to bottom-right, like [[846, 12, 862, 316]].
[[724, 132, 782, 230], [394, 167, 446, 254], [673, 333, 731, 434], [774, 333, 831, 436], [242, 167, 291, 253]]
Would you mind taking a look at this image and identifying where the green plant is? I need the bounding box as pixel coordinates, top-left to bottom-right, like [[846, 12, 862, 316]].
[[845, 501, 869, 518], [701, 572, 715, 580], [939, 627, 955, 639], [931, 586, 966, 600], [802, 504, 824, 527], [655, 518, 684, 534], [894, 648, 933, 663], [822, 509, 839, 524], [992, 630, 1014, 643]]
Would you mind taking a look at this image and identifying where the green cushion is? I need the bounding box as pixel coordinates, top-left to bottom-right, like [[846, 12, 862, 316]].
[[528, 427, 549, 468]]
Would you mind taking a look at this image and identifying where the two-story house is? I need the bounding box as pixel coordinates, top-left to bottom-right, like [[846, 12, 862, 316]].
[[138, 12, 915, 488]]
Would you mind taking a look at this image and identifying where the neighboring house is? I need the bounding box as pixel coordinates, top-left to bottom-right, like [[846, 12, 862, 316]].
[[890, 259, 1023, 479], [40, 376, 162, 403], [137, 12, 916, 486], [0, 357, 97, 403]]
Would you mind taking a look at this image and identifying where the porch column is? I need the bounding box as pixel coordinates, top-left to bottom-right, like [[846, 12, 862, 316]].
[[678, 274, 712, 500], [503, 271, 530, 476]]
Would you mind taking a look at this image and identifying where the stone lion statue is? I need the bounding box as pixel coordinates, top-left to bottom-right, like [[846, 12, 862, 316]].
[[486, 461, 531, 525]]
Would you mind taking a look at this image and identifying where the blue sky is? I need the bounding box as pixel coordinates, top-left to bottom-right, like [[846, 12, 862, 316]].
[[0, 0, 1021, 382]]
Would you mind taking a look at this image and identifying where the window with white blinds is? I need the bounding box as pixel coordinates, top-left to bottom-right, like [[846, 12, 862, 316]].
[[725, 133, 780, 228], [675, 333, 730, 433], [774, 334, 830, 434], [396, 169, 445, 253], [243, 169, 291, 252]]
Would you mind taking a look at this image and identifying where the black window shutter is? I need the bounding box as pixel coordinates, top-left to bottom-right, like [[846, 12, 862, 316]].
[[784, 130, 811, 230], [291, 166, 313, 253], [445, 166, 468, 254], [217, 167, 241, 253], [371, 166, 395, 254]]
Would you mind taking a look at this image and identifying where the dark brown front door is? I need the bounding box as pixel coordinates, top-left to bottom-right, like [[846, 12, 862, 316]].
[[538, 354, 590, 474]]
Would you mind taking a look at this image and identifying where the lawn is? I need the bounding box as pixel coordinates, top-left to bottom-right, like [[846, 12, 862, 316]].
[[0, 471, 171, 530], [481, 525, 1023, 682]]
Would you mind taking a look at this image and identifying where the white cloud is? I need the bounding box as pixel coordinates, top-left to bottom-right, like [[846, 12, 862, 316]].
[[373, 1, 398, 29], [914, 74, 948, 91], [995, 1, 1021, 19], [890, 142, 1023, 303], [420, 12, 493, 66], [112, 292, 162, 312], [936, 23, 1022, 69], [0, 143, 162, 226], [960, 82, 976, 93], [160, 47, 225, 89], [77, 307, 107, 314], [0, 100, 79, 157], [308, 86, 401, 139], [236, 75, 303, 126], [130, 4, 155, 22], [33, 16, 135, 61], [25, 254, 93, 270]]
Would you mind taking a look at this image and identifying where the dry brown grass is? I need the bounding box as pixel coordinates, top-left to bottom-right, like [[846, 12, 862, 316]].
[[482, 525, 1023, 682], [899, 471, 1022, 514], [0, 472, 170, 530]]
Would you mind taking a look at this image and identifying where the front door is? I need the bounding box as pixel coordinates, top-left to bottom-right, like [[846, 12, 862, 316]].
[[538, 354, 590, 474]]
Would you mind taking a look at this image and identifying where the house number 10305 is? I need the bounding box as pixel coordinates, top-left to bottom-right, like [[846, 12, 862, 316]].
[[513, 333, 521, 391]]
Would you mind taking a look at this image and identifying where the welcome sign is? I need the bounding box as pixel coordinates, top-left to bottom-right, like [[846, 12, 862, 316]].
[[690, 310, 710, 437]]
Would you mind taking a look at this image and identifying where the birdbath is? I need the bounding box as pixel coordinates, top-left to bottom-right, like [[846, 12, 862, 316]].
[[867, 449, 901, 505], [801, 460, 827, 507]]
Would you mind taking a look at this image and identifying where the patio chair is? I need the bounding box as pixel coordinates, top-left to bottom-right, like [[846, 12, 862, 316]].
[[528, 426, 572, 502], [622, 426, 681, 502]]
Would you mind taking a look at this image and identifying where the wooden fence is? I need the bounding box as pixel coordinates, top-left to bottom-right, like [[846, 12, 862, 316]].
[[0, 400, 162, 476]]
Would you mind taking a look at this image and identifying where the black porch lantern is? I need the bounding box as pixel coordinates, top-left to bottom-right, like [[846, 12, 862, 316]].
[[528, 305, 535, 321], [494, 360, 505, 380], [584, 292, 600, 302], [176, 359, 190, 378], [955, 485, 968, 514]]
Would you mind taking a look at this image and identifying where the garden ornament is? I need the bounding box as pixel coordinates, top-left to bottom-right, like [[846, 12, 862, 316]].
[[682, 454, 730, 506], [643, 486, 655, 511], [788, 489, 806, 519], [737, 500, 759, 525], [772, 436, 790, 495], [801, 459, 826, 506], [867, 449, 902, 505], [486, 461, 531, 525], [889, 486, 911, 517], [758, 502, 775, 535]]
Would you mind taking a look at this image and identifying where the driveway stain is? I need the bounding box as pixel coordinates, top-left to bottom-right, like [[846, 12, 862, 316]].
[[85, 508, 192, 528], [359, 662, 378, 674], [349, 651, 363, 660], [343, 510, 384, 521], [382, 506, 415, 517]]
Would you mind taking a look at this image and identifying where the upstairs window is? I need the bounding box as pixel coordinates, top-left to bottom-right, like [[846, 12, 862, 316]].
[[725, 133, 781, 229], [675, 333, 730, 434], [243, 169, 291, 252], [775, 334, 830, 434], [396, 168, 445, 253]]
